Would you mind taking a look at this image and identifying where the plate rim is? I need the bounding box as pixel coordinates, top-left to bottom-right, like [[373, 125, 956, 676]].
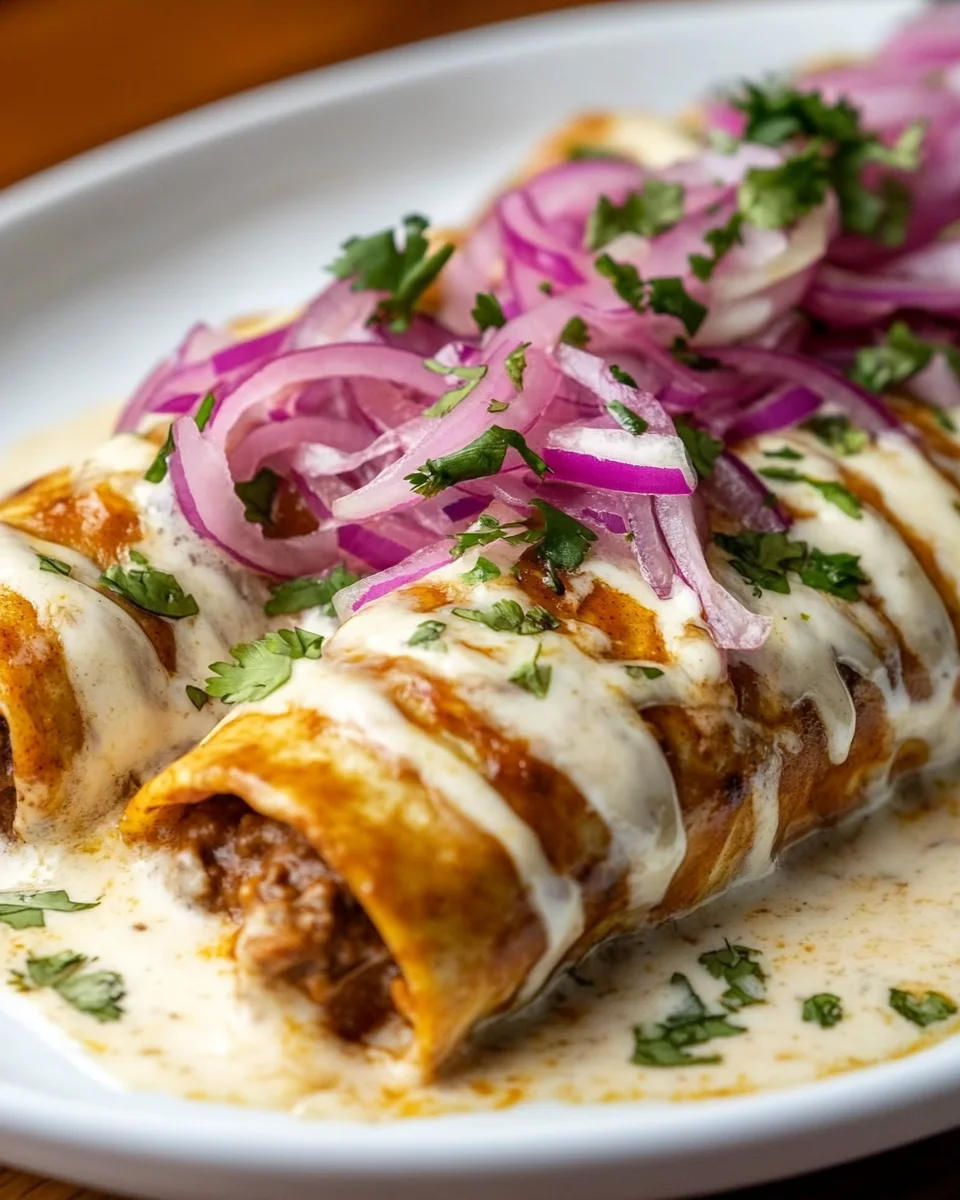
[[0, 0, 948, 1189]]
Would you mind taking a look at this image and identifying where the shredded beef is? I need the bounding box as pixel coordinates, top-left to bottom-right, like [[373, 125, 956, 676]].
[[174, 798, 397, 1041]]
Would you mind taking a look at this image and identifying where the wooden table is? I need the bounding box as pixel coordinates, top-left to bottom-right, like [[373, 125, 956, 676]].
[[0, 0, 957, 1195]]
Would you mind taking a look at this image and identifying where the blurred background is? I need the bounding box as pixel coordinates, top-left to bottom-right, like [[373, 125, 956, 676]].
[[0, 0, 664, 190]]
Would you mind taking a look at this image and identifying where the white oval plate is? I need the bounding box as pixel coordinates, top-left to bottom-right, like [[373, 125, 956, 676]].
[[0, 2, 944, 1197]]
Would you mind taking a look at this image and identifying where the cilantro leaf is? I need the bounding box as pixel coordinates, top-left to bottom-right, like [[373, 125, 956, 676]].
[[422, 360, 488, 418], [674, 418, 723, 478], [648, 278, 707, 336], [449, 514, 540, 559], [452, 599, 559, 635], [609, 364, 637, 388], [408, 620, 446, 649], [100, 550, 199, 619], [461, 556, 501, 585], [186, 684, 210, 710], [850, 321, 960, 398], [802, 413, 869, 456], [329, 214, 455, 332], [37, 553, 72, 577], [567, 143, 623, 161], [145, 391, 215, 484], [472, 292, 506, 332], [889, 987, 957, 1027], [559, 316, 591, 348], [9, 950, 124, 1023], [530, 499, 598, 592], [738, 147, 831, 229], [608, 400, 648, 436], [0, 890, 98, 931], [698, 942, 767, 1011], [487, 400, 510, 414], [595, 253, 647, 310], [689, 212, 744, 281], [734, 82, 864, 147], [802, 993, 844, 1028], [234, 467, 280, 526], [406, 426, 549, 498], [632, 972, 746, 1067], [716, 530, 868, 601], [625, 665, 664, 680], [505, 343, 531, 391], [264, 563, 360, 618], [585, 180, 685, 250], [763, 446, 803, 460], [509, 641, 552, 698], [671, 337, 721, 372], [204, 627, 323, 705], [758, 466, 863, 519]]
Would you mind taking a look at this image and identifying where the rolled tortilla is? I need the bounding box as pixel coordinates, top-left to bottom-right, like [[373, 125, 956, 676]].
[[122, 399, 960, 1076], [0, 431, 281, 840]]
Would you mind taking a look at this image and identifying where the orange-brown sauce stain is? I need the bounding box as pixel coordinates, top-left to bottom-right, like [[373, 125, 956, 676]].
[[513, 556, 667, 662], [0, 469, 141, 569], [0, 586, 84, 831], [96, 587, 178, 673], [887, 393, 960, 462]]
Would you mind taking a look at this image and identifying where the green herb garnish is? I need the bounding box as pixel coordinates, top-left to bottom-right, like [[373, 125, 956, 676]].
[[509, 641, 552, 698], [585, 180, 685, 250], [449, 514, 541, 559], [204, 628, 323, 705], [595, 255, 706, 336], [559, 316, 591, 349], [37, 554, 72, 577], [889, 987, 958, 1027], [758, 466, 862, 519], [763, 446, 803, 460], [631, 973, 746, 1067], [472, 292, 507, 332], [145, 391, 215, 484], [531, 499, 598, 593], [406, 426, 548, 497], [674, 418, 723, 479], [609, 363, 638, 388], [264, 563, 359, 618], [504, 342, 531, 391], [9, 950, 124, 1023], [802, 413, 869, 456], [100, 550, 199, 619], [802, 993, 844, 1028], [329, 214, 454, 332], [698, 941, 767, 1011], [422, 359, 488, 417], [608, 400, 648, 436], [850, 321, 960, 400], [408, 620, 446, 650], [625, 665, 664, 680], [186, 684, 210, 711], [0, 891, 98, 932], [689, 212, 744, 281], [462, 556, 501, 585], [452, 599, 559, 636], [235, 467, 280, 526], [716, 530, 869, 601]]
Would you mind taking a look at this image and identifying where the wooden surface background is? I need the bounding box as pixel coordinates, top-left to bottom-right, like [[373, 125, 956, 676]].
[[0, 0, 955, 1195]]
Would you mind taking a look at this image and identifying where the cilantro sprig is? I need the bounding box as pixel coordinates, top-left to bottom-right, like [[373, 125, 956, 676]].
[[264, 563, 360, 618], [9, 950, 125, 1023], [530, 499, 598, 592], [716, 530, 869, 601], [405, 426, 549, 497], [100, 550, 199, 619], [204, 627, 324, 706], [329, 214, 455, 332]]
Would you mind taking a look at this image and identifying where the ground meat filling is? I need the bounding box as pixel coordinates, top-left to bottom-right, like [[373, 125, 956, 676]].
[[174, 798, 398, 1042]]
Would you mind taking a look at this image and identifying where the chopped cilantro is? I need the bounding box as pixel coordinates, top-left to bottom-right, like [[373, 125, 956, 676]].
[[802, 413, 868, 456], [422, 359, 488, 417], [186, 684, 210, 711], [689, 212, 744, 281], [406, 426, 549, 497], [487, 400, 510, 414], [608, 399, 648, 436], [472, 292, 507, 332], [0, 890, 98, 932], [585, 180, 685, 250], [9, 951, 124, 1023], [716, 530, 868, 601], [452, 599, 559, 636], [145, 391, 215, 484], [509, 640, 552, 698], [264, 563, 360, 618], [100, 550, 199, 619], [204, 627, 323, 705], [738, 146, 831, 229], [235, 467, 280, 526], [698, 942, 767, 1011], [625, 665, 664, 680], [802, 993, 844, 1028], [595, 253, 647, 311], [631, 972, 746, 1067], [609, 363, 638, 388], [504, 342, 531, 390], [850, 321, 960, 397], [37, 553, 72, 577], [758, 466, 862, 518], [461, 556, 501, 585], [889, 987, 958, 1028], [674, 418, 723, 478], [671, 336, 721, 372], [559, 315, 591, 348], [449, 514, 540, 559], [763, 446, 803, 460], [408, 620, 446, 650], [329, 214, 454, 332], [649, 278, 707, 336], [530, 499, 598, 592]]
